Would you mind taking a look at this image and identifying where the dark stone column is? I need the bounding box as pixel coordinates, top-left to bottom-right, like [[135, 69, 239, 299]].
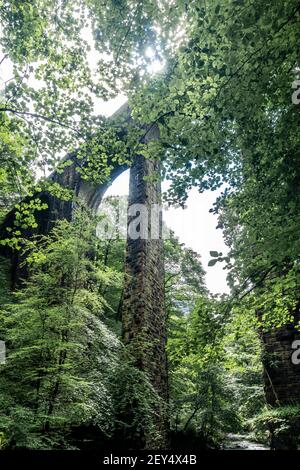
[[121, 143, 168, 448], [261, 306, 300, 449]]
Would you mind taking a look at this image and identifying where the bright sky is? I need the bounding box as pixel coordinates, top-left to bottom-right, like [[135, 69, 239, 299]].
[[104, 167, 229, 295], [0, 41, 229, 296], [79, 44, 229, 295]]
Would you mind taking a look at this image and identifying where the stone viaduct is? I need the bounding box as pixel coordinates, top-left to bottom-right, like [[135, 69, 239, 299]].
[[1, 102, 300, 449], [1, 102, 168, 448]]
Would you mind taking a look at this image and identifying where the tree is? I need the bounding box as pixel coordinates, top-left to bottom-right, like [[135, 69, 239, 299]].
[[0, 210, 121, 449], [167, 295, 242, 447], [1, 0, 300, 450], [164, 230, 207, 318]]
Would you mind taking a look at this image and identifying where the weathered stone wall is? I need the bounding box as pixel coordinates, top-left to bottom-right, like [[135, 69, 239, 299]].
[[46, 152, 128, 224], [262, 321, 300, 406], [121, 151, 168, 448], [261, 306, 300, 449]]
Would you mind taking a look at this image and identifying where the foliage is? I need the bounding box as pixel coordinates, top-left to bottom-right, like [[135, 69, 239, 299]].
[[252, 405, 300, 449], [0, 0, 178, 242], [0, 255, 11, 304], [0, 211, 121, 449], [111, 353, 165, 449], [167, 295, 242, 445], [0, 0, 299, 451], [222, 305, 265, 431], [164, 230, 207, 317], [129, 0, 300, 337]]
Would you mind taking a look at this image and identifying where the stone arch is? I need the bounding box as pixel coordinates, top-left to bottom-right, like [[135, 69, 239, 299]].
[[42, 102, 132, 225], [44, 150, 128, 225], [0, 102, 168, 448]]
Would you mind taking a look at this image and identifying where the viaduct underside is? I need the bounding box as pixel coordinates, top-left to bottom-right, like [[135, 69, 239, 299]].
[[1, 103, 300, 449]]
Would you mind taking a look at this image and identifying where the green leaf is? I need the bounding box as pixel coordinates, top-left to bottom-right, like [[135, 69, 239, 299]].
[[208, 259, 218, 267], [209, 251, 219, 257]]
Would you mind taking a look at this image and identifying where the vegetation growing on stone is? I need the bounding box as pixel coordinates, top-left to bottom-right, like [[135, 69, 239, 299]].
[[1, 0, 300, 451]]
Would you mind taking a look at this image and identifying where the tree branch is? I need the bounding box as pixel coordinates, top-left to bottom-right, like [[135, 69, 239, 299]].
[[0, 54, 8, 66], [0, 107, 83, 136], [238, 264, 277, 301]]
